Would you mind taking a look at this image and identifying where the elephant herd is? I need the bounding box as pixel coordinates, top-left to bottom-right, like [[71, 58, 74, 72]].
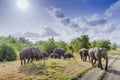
[[19, 47, 74, 65], [79, 47, 108, 70], [19, 47, 108, 70]]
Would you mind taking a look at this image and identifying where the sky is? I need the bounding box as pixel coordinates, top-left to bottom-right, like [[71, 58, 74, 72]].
[[0, 0, 120, 44]]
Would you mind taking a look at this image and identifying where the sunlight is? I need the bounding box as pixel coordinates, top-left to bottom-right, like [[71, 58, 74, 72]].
[[17, 0, 28, 10]]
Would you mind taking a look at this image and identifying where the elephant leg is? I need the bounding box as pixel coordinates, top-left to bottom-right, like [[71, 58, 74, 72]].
[[85, 56, 87, 61], [27, 59, 30, 64], [98, 59, 103, 70], [105, 57, 108, 70], [24, 59, 26, 65], [91, 59, 94, 67], [36, 57, 38, 61], [88, 55, 91, 62], [80, 54, 82, 61], [20, 59, 23, 65], [82, 54, 85, 61], [93, 59, 97, 64], [31, 58, 33, 63]]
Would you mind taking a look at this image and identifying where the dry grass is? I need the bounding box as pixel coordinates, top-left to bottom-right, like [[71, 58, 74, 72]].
[[0, 54, 91, 80], [109, 48, 120, 55]]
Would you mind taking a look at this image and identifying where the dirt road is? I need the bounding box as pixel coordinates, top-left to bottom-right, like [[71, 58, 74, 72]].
[[103, 55, 120, 80], [77, 54, 119, 80]]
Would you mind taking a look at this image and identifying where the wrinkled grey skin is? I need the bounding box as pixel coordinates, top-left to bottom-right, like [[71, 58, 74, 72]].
[[79, 48, 90, 62], [19, 47, 41, 65], [50, 53, 60, 59], [64, 53, 75, 59], [54, 48, 66, 58], [88, 47, 108, 70]]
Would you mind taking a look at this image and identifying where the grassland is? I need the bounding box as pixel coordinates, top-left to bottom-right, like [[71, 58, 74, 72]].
[[0, 54, 91, 80]]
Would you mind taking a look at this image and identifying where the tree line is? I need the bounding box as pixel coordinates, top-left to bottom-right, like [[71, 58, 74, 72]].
[[0, 35, 117, 61]]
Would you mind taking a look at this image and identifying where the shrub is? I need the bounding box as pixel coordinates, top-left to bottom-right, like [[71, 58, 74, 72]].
[[0, 44, 17, 61]]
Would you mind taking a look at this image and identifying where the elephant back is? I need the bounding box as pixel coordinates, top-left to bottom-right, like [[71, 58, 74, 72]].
[[54, 48, 66, 56], [79, 48, 88, 55], [19, 47, 36, 59]]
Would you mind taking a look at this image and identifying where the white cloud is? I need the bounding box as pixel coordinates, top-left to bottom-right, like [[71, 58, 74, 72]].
[[12, 27, 60, 38], [47, 7, 119, 44], [47, 7, 81, 32], [40, 27, 60, 37], [105, 0, 120, 17]]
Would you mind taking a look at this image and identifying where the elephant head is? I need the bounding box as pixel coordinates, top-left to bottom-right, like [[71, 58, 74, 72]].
[[31, 47, 41, 58]]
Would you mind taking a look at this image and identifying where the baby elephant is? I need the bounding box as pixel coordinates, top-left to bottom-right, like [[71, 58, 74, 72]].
[[50, 53, 61, 59], [64, 53, 75, 59], [42, 52, 48, 59], [35, 53, 45, 61]]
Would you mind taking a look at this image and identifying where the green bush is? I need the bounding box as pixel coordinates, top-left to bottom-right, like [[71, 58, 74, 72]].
[[0, 44, 17, 61]]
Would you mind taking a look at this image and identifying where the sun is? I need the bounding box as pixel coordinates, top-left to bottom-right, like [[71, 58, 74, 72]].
[[17, 0, 28, 10]]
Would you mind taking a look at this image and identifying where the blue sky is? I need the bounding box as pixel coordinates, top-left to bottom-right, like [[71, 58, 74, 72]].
[[0, 0, 120, 44]]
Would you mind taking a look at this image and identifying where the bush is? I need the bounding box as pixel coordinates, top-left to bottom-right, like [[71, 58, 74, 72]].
[[0, 44, 17, 61]]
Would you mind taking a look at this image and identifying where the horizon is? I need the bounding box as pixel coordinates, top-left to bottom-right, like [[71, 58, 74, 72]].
[[0, 0, 120, 44]]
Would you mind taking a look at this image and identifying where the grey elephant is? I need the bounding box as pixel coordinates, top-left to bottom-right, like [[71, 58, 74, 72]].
[[42, 52, 48, 58], [54, 48, 66, 58], [19, 47, 41, 65], [64, 53, 75, 59], [35, 53, 45, 61], [88, 47, 108, 70], [79, 48, 90, 62], [50, 53, 61, 59]]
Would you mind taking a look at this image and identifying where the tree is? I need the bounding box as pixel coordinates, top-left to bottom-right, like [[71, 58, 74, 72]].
[[19, 37, 31, 44], [91, 39, 111, 50], [111, 43, 117, 50], [70, 38, 81, 53], [39, 37, 56, 54], [55, 41, 68, 50], [69, 46, 74, 53], [80, 35, 90, 49], [69, 35, 90, 53]]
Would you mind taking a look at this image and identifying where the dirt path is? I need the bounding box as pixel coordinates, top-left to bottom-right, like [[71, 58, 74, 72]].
[[103, 55, 120, 80], [77, 54, 119, 80]]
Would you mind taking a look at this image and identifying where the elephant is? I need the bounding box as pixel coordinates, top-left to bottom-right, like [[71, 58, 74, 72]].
[[64, 53, 75, 59], [35, 53, 45, 61], [54, 48, 66, 58], [19, 47, 41, 65], [42, 52, 48, 58], [50, 53, 61, 59], [79, 48, 90, 62], [88, 47, 108, 70]]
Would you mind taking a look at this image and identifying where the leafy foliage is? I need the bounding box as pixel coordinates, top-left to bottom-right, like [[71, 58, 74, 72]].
[[70, 35, 90, 53], [0, 44, 17, 61], [91, 40, 111, 50]]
